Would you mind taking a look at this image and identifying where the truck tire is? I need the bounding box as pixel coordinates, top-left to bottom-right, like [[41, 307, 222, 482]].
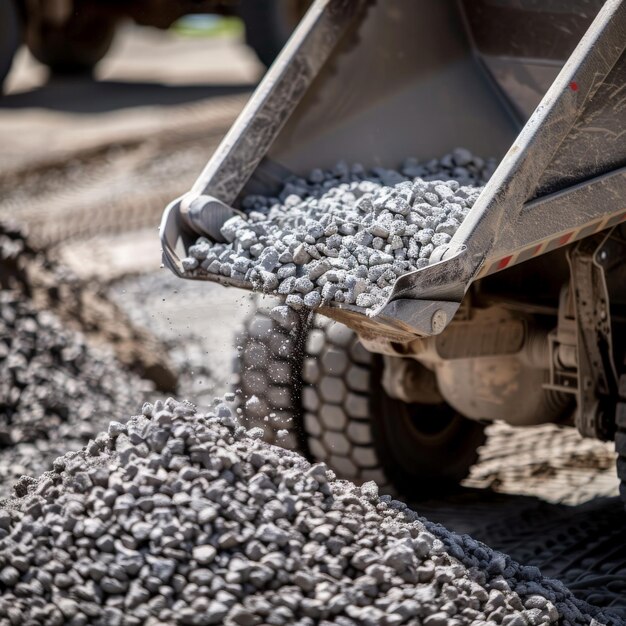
[[0, 0, 20, 89], [302, 316, 487, 497], [236, 305, 487, 498], [238, 0, 309, 68], [616, 371, 626, 506], [25, 11, 116, 75]]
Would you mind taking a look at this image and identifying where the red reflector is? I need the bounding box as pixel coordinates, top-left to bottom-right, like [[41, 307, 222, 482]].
[[569, 81, 579, 91], [532, 244, 543, 256], [558, 232, 573, 245], [497, 255, 513, 270]]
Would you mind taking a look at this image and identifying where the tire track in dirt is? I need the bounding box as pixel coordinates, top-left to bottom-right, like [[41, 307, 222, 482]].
[[1, 93, 249, 248]]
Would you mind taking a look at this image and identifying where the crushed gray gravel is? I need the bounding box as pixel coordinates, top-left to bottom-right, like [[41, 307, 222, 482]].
[[0, 397, 615, 625], [0, 222, 177, 391], [182, 150, 495, 318], [0, 290, 151, 497]]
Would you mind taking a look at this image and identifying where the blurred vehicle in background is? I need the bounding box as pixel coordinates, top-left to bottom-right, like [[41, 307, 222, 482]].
[[0, 0, 309, 87]]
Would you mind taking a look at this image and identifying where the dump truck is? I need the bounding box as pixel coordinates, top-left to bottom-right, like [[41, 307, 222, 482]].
[[160, 0, 626, 502]]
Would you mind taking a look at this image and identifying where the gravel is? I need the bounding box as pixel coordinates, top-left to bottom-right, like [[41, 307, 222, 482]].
[[0, 396, 615, 625], [0, 222, 177, 391], [0, 289, 151, 497], [182, 151, 495, 317]]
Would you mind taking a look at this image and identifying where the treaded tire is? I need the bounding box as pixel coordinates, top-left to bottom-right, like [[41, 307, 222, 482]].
[[236, 305, 487, 498], [616, 372, 626, 506], [302, 316, 487, 497], [25, 11, 116, 75]]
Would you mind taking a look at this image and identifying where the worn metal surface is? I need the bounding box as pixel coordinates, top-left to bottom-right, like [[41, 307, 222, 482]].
[[387, 0, 626, 337], [569, 234, 619, 439], [462, 0, 605, 120], [161, 0, 626, 344], [187, 0, 370, 208], [262, 0, 517, 177]]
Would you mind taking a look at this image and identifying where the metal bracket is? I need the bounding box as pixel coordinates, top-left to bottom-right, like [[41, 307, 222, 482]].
[[546, 286, 578, 395], [179, 194, 245, 241], [567, 230, 619, 439]]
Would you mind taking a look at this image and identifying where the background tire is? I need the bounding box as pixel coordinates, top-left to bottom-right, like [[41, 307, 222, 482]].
[[238, 0, 310, 68], [25, 10, 116, 75], [0, 0, 21, 90], [236, 304, 487, 498]]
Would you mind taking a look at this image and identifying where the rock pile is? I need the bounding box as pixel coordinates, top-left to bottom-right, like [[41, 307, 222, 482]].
[[183, 151, 495, 321], [0, 290, 150, 496], [0, 397, 613, 625], [0, 221, 177, 391]]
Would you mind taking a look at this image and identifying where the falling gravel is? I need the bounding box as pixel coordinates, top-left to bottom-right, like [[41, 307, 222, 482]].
[[0, 290, 151, 496], [0, 397, 615, 625], [182, 150, 495, 322]]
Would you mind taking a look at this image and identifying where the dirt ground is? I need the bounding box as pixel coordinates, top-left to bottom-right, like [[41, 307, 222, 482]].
[[2, 24, 624, 618]]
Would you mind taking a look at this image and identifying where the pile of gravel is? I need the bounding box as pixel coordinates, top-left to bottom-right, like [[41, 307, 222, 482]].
[[0, 222, 177, 391], [0, 290, 151, 497], [0, 396, 614, 626], [182, 150, 495, 323]]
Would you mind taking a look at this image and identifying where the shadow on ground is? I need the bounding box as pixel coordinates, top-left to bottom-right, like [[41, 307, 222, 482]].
[[0, 76, 255, 113], [416, 488, 626, 619]]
